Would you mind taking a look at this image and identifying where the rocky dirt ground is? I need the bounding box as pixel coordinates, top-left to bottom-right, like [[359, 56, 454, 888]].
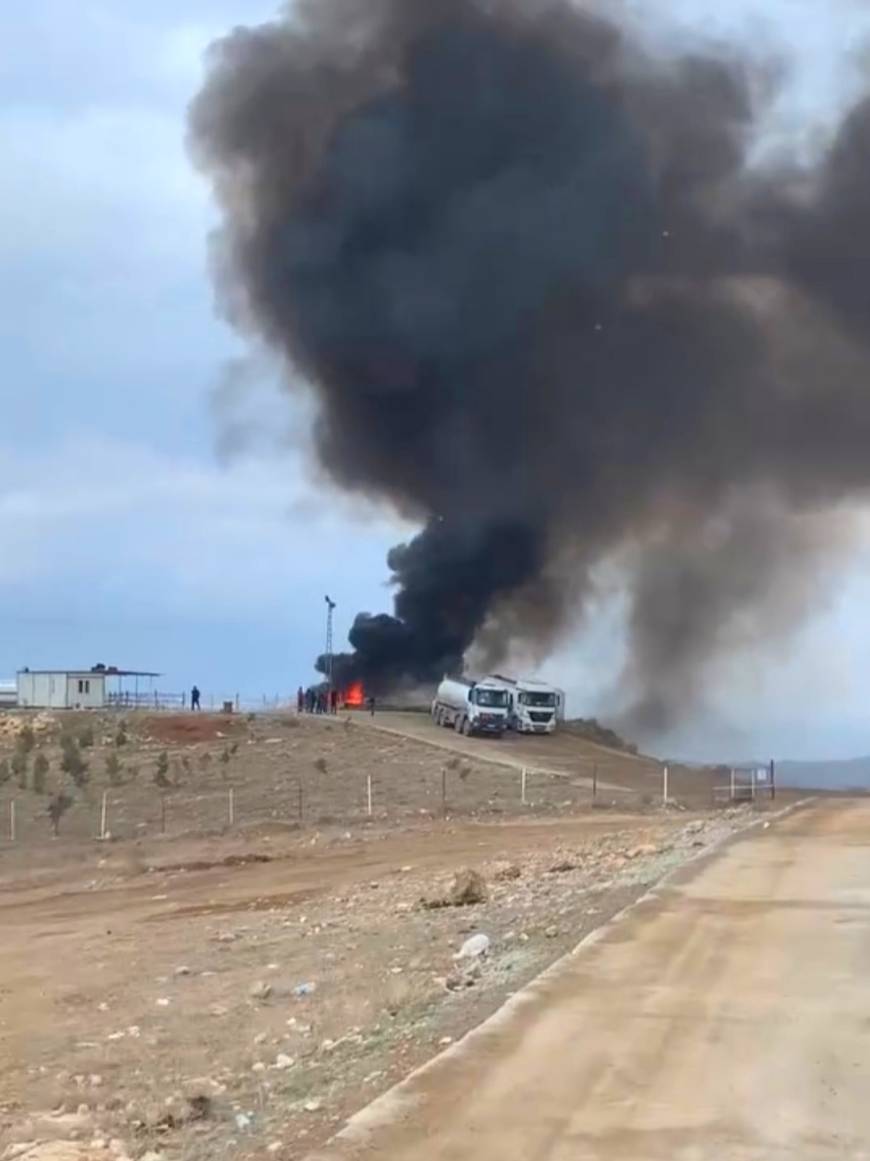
[[0, 710, 787, 1161]]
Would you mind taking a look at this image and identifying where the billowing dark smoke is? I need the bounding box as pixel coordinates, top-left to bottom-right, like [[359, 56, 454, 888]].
[[190, 0, 870, 730]]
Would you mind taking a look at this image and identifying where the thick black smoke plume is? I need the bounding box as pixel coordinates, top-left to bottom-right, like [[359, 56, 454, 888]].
[[190, 0, 870, 731]]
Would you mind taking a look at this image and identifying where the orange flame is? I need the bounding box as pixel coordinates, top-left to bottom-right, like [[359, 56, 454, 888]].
[[344, 681, 365, 708]]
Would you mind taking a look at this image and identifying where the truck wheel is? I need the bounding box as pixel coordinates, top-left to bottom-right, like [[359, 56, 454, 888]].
[[462, 717, 472, 736], [454, 716, 464, 734]]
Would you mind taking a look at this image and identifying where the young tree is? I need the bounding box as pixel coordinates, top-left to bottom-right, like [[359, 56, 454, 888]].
[[105, 752, 124, 787], [153, 750, 171, 789], [61, 736, 89, 788], [32, 752, 50, 794], [219, 747, 232, 778], [48, 793, 74, 837], [17, 724, 36, 755], [115, 722, 128, 748], [11, 749, 28, 791]]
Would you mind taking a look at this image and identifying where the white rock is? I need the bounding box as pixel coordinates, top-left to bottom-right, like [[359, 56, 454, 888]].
[[274, 1054, 295, 1070], [174, 966, 191, 977], [251, 1062, 267, 1074], [304, 1100, 322, 1114], [155, 998, 170, 1008], [234, 1114, 252, 1132], [454, 933, 491, 961], [267, 1142, 283, 1154]]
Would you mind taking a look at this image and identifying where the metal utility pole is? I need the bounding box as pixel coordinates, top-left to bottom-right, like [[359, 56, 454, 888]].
[[324, 595, 337, 691]]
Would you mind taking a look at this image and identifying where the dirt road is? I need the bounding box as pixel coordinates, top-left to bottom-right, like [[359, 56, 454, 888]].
[[366, 712, 652, 788], [313, 799, 870, 1160]]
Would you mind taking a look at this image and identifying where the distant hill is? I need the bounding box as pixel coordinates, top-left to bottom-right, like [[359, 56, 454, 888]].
[[775, 757, 870, 792]]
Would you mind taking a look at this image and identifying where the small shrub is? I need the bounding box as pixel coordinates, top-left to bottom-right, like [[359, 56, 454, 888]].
[[11, 750, 28, 790], [153, 750, 171, 789], [105, 752, 124, 787], [0, 758, 10, 785], [78, 723, 95, 749], [32, 752, 49, 794], [219, 747, 232, 777], [199, 752, 212, 769], [313, 756, 328, 775], [61, 736, 89, 788], [115, 723, 128, 748], [180, 754, 192, 775], [458, 764, 472, 782], [18, 725, 36, 755], [48, 792, 74, 837], [229, 740, 240, 757], [246, 712, 256, 722]]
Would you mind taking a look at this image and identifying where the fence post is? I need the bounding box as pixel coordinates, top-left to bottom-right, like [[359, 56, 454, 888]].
[[663, 764, 669, 807], [100, 791, 108, 840], [228, 787, 235, 827], [730, 767, 736, 802], [442, 767, 447, 818], [235, 693, 240, 713], [521, 766, 527, 806], [367, 774, 373, 818], [770, 759, 776, 802], [9, 800, 15, 842], [592, 764, 598, 803]]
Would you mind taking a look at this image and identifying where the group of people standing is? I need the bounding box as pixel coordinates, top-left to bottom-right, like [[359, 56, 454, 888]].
[[297, 686, 339, 715]]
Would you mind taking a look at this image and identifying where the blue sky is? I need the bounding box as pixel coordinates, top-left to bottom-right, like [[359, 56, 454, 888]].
[[2, 0, 870, 759]]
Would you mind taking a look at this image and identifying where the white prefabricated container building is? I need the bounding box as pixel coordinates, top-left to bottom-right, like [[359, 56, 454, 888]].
[[17, 670, 107, 710], [15, 667, 162, 710]]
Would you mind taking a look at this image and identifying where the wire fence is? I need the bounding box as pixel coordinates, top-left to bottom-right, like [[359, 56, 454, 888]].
[[0, 760, 665, 850]]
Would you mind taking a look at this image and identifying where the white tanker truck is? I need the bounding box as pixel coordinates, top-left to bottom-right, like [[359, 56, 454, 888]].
[[486, 675, 564, 734], [431, 676, 509, 737]]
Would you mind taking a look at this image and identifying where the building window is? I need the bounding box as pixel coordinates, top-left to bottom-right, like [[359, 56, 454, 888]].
[[78, 679, 90, 694]]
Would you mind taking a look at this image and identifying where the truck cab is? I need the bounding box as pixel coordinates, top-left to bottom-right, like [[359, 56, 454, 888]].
[[487, 675, 561, 734], [432, 676, 509, 736]]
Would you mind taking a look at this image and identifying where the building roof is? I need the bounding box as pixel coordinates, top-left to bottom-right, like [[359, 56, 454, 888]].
[[17, 668, 161, 678]]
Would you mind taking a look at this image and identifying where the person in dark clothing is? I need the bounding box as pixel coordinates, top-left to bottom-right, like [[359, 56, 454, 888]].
[[191, 685, 201, 712], [368, 695, 376, 717], [305, 688, 315, 713], [297, 686, 304, 714], [329, 688, 339, 714]]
